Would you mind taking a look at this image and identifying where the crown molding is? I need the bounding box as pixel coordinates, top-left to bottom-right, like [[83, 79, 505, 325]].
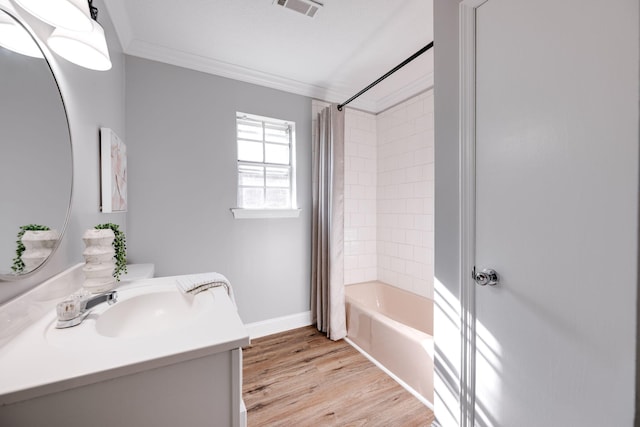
[[101, 1, 430, 114], [125, 39, 381, 112], [104, 0, 426, 115]]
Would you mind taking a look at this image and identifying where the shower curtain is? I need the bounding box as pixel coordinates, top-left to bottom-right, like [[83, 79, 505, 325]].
[[311, 104, 346, 341]]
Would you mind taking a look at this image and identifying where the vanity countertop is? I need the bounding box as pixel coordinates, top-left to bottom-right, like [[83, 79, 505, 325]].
[[0, 272, 249, 406]]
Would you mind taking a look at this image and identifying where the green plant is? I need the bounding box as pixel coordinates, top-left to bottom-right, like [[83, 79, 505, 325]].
[[95, 223, 127, 281], [11, 224, 50, 273]]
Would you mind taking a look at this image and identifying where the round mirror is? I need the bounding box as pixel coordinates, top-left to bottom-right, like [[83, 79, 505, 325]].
[[0, 9, 72, 279]]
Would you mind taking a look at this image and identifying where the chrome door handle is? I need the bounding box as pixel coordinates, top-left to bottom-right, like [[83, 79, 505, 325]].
[[473, 268, 499, 286]]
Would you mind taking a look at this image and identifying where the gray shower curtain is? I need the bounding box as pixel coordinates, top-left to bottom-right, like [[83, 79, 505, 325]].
[[311, 104, 346, 341]]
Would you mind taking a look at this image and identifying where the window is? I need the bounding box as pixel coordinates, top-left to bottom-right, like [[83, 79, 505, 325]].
[[234, 112, 298, 217]]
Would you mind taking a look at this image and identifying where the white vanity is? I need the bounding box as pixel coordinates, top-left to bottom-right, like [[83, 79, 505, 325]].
[[0, 264, 249, 427], [0, 6, 249, 426]]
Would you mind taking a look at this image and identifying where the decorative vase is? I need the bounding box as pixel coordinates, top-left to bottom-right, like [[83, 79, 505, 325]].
[[21, 229, 59, 273], [82, 229, 116, 293]]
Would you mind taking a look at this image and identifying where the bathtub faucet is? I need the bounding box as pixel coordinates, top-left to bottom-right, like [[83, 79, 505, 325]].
[[55, 290, 118, 329]]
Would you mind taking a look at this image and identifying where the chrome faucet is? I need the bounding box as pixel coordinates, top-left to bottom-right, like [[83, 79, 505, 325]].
[[56, 290, 118, 329]]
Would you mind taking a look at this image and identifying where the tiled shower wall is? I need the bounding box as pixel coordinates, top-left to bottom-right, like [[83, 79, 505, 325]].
[[313, 91, 434, 298], [376, 91, 434, 298], [344, 109, 378, 284]]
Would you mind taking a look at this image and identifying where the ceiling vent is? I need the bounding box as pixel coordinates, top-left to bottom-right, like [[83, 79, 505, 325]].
[[274, 0, 323, 18]]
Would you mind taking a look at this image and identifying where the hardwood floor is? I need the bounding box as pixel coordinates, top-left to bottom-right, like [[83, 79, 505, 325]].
[[243, 326, 434, 426]]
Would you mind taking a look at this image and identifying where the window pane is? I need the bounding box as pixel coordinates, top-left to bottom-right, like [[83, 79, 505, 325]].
[[239, 187, 264, 208], [238, 140, 263, 162], [239, 165, 264, 187], [265, 188, 290, 208], [237, 119, 263, 141], [265, 143, 289, 165], [236, 113, 295, 210], [265, 123, 289, 144], [266, 166, 290, 188]]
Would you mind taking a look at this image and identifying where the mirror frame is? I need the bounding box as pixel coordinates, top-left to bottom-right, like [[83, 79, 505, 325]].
[[0, 7, 73, 281]]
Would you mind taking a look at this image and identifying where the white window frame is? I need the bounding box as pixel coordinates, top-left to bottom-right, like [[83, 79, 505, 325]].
[[231, 112, 300, 219]]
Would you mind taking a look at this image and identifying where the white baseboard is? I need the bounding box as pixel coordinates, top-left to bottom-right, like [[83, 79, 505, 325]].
[[245, 311, 312, 339]]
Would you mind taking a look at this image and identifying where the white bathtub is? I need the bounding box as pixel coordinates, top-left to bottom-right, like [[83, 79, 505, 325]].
[[345, 281, 434, 404]]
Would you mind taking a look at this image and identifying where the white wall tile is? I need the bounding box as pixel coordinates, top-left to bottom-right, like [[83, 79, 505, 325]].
[[341, 92, 433, 295], [376, 90, 434, 298], [344, 109, 377, 285]]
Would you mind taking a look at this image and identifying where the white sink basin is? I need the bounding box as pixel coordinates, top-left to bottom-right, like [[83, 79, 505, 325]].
[[95, 289, 209, 339], [45, 285, 214, 348]]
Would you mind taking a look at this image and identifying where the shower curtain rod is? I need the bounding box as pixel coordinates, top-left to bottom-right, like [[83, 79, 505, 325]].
[[337, 41, 434, 111]]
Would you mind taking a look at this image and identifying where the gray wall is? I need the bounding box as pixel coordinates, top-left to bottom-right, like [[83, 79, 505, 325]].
[[0, 0, 126, 304], [125, 56, 312, 324], [433, 0, 462, 425]]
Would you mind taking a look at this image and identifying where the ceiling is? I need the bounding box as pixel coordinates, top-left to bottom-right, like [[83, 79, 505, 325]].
[[104, 0, 433, 113]]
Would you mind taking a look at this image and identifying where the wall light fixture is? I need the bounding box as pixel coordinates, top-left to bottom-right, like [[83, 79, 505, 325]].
[[14, 0, 93, 32], [14, 0, 112, 71], [0, 11, 43, 58]]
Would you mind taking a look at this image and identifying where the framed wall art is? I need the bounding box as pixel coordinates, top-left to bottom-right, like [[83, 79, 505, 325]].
[[100, 128, 127, 213]]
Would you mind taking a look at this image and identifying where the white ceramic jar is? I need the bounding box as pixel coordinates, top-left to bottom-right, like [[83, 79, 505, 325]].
[[82, 229, 116, 293]]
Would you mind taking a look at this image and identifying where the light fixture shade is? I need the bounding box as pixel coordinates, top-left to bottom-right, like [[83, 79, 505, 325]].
[[48, 20, 112, 71], [0, 13, 43, 58], [14, 0, 93, 32]]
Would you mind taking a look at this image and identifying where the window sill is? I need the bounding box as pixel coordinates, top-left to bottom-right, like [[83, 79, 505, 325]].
[[230, 208, 301, 219]]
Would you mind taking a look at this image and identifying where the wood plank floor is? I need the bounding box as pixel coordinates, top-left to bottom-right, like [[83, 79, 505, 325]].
[[243, 326, 434, 426]]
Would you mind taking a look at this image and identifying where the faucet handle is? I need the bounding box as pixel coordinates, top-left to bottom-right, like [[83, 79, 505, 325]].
[[56, 296, 83, 321], [56, 288, 92, 321]]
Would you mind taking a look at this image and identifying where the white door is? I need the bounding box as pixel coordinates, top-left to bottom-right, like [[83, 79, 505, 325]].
[[467, 0, 638, 425]]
